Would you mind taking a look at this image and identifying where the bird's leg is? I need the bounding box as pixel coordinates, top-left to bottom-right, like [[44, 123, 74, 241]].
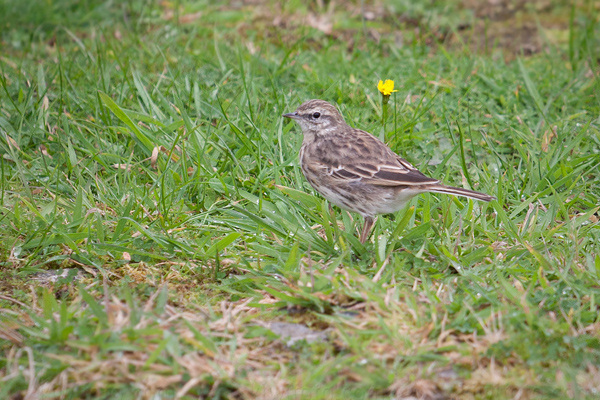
[[360, 216, 375, 244]]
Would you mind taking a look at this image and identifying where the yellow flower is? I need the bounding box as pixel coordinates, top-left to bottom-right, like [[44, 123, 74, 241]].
[[377, 79, 398, 96]]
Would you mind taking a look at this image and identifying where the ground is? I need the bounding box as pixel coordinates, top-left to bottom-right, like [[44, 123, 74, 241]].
[[1, 0, 599, 399]]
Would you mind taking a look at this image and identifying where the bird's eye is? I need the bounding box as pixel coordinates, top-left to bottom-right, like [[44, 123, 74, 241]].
[[312, 112, 321, 119]]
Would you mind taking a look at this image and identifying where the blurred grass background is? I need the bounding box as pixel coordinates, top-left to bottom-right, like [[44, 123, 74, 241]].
[[1, 0, 599, 399]]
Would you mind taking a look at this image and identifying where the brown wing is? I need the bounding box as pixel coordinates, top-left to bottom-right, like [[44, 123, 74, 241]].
[[318, 128, 439, 187], [327, 160, 439, 186]]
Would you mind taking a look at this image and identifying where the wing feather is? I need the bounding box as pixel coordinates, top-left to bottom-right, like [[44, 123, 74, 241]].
[[323, 161, 439, 186], [313, 128, 439, 186]]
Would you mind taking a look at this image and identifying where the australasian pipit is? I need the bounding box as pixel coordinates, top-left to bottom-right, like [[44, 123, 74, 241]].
[[283, 99, 495, 244]]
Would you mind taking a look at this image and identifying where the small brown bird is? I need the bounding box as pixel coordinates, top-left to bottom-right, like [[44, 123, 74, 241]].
[[283, 99, 495, 244]]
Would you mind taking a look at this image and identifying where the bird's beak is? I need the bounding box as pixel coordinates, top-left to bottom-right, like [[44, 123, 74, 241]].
[[282, 111, 300, 120]]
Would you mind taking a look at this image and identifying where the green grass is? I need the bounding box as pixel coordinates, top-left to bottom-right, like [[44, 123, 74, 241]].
[[1, 0, 600, 398]]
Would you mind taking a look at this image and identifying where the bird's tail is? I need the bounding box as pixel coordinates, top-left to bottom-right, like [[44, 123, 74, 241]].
[[425, 185, 495, 202]]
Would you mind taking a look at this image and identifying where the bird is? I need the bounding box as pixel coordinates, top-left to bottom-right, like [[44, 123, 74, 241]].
[[282, 99, 495, 244]]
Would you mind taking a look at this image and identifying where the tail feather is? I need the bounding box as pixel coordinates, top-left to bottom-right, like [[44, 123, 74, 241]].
[[425, 185, 495, 202]]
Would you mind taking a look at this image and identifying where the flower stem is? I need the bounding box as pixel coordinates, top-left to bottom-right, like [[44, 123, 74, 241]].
[[381, 95, 389, 141], [393, 91, 397, 139]]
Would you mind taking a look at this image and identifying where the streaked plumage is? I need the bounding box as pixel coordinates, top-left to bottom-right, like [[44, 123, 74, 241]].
[[283, 99, 495, 243]]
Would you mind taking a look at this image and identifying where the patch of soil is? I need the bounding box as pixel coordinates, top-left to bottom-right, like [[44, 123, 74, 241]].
[[215, 0, 586, 59], [457, 0, 569, 58]]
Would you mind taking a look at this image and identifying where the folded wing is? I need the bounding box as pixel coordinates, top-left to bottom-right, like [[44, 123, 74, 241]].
[[327, 157, 439, 186]]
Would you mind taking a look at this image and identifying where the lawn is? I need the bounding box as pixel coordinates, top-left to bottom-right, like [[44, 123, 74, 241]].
[[1, 0, 599, 398]]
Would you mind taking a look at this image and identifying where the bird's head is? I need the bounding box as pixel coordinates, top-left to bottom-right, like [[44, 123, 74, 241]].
[[283, 99, 346, 137]]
